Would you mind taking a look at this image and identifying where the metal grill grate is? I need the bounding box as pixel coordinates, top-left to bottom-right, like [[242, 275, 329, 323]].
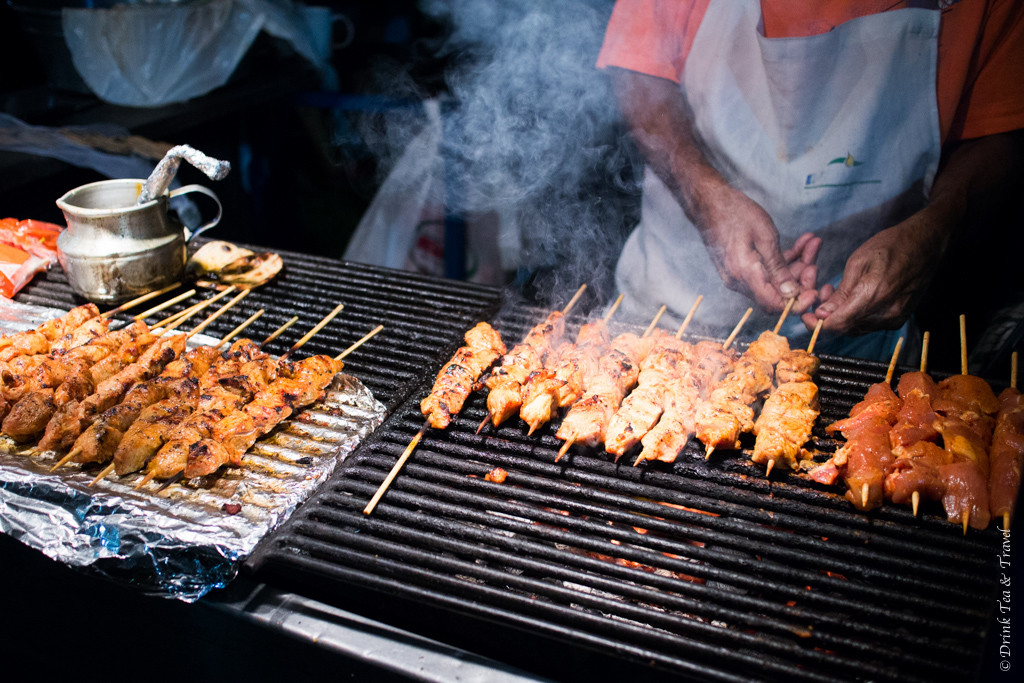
[[250, 304, 1003, 682]]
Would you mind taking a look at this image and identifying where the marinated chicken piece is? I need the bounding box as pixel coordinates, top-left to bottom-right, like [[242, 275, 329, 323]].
[[605, 334, 690, 457], [695, 331, 789, 451], [752, 381, 819, 470], [556, 333, 644, 448], [421, 322, 506, 430], [989, 387, 1024, 526], [486, 312, 565, 427]]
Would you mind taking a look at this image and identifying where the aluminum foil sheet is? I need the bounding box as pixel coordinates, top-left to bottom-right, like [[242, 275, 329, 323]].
[[139, 144, 231, 203], [0, 300, 387, 602]]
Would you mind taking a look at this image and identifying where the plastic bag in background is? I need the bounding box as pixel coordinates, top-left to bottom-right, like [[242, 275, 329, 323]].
[[342, 100, 511, 286], [61, 0, 331, 108]]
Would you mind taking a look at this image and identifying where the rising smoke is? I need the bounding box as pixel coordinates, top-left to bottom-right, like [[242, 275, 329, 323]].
[[359, 0, 641, 311]]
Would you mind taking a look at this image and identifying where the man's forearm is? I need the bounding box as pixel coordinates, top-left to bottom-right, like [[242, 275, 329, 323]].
[[608, 67, 731, 226]]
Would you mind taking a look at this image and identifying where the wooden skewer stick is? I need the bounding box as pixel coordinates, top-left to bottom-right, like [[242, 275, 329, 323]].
[[807, 319, 823, 354], [960, 314, 968, 375], [675, 295, 703, 339], [862, 482, 870, 510], [134, 469, 157, 490], [88, 463, 115, 487], [260, 316, 299, 349], [152, 286, 236, 329], [562, 284, 587, 316], [335, 324, 384, 361], [556, 435, 576, 462], [49, 449, 79, 472], [908, 331, 932, 517], [884, 337, 904, 386], [363, 427, 424, 514], [133, 288, 198, 321], [281, 303, 345, 360], [101, 282, 181, 319], [773, 297, 796, 334], [920, 331, 930, 373], [722, 308, 753, 350], [604, 293, 625, 322], [643, 305, 667, 338], [215, 309, 265, 348], [186, 289, 250, 339], [963, 510, 970, 536]]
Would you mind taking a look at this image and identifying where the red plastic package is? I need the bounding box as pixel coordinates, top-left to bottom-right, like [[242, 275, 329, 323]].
[[0, 218, 63, 298]]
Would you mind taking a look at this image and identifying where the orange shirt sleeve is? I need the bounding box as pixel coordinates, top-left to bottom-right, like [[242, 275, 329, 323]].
[[595, 0, 711, 83], [942, 0, 1024, 141]]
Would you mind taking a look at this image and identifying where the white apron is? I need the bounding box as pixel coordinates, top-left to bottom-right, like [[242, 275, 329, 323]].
[[613, 0, 941, 358]]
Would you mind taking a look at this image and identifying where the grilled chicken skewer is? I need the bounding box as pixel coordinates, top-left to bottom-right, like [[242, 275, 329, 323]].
[[365, 319, 507, 516], [103, 304, 342, 486], [153, 326, 382, 489], [128, 342, 281, 487], [751, 319, 822, 476], [484, 285, 586, 431], [38, 290, 248, 456], [0, 303, 100, 362], [179, 354, 344, 481], [51, 316, 296, 472], [696, 305, 791, 458], [554, 306, 670, 461], [604, 297, 701, 459], [1, 321, 156, 440], [989, 353, 1022, 531], [633, 309, 746, 466]]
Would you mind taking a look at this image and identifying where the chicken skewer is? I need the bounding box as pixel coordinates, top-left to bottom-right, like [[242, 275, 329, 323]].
[[101, 305, 344, 486], [751, 319, 823, 477], [50, 315, 295, 472], [822, 338, 903, 511], [696, 306, 792, 459], [1, 321, 157, 440], [483, 284, 586, 431], [882, 332, 945, 516], [38, 290, 250, 457], [366, 319, 508, 515], [632, 307, 748, 466], [604, 297, 702, 459], [554, 305, 672, 461], [0, 303, 100, 362], [543, 293, 624, 419], [989, 352, 1022, 531], [178, 347, 359, 483], [935, 315, 999, 532]]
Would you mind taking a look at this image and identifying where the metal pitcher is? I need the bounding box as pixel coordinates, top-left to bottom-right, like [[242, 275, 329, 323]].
[[56, 178, 221, 303]]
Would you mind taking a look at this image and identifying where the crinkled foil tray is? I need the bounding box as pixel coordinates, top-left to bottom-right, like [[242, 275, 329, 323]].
[[0, 300, 386, 601]]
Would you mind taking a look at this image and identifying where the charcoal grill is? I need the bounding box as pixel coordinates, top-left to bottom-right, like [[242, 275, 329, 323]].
[[249, 304, 1008, 682], [10, 254, 1010, 681]]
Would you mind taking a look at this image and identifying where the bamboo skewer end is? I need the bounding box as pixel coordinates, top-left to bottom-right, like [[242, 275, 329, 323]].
[[911, 491, 920, 517]]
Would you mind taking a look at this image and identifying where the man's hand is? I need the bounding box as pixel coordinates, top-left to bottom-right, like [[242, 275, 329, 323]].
[[801, 208, 950, 334], [694, 184, 810, 311]]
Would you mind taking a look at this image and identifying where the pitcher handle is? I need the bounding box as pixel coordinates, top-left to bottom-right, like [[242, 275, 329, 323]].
[[170, 184, 222, 241]]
